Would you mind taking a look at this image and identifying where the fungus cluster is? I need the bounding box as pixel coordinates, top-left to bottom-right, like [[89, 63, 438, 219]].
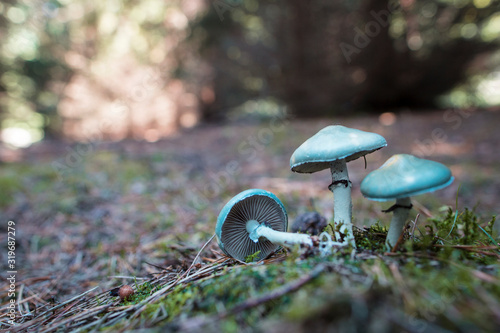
[[216, 125, 454, 260]]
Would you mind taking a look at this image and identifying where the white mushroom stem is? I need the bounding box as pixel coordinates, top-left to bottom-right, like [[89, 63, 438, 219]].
[[246, 220, 313, 248], [329, 159, 355, 247], [385, 197, 412, 251]]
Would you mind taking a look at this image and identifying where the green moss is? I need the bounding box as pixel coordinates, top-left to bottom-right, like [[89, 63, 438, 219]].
[[137, 260, 309, 328], [245, 250, 262, 263], [103, 236, 500, 331], [355, 221, 387, 251]]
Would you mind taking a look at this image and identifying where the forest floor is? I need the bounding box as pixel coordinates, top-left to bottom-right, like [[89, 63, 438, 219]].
[[0, 108, 499, 332]]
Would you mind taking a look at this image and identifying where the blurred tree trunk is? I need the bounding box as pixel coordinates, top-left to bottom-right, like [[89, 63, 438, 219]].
[[193, 0, 499, 119], [357, 0, 498, 109]]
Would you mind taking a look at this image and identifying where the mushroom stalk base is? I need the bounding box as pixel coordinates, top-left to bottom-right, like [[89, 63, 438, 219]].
[[246, 220, 313, 248], [329, 159, 355, 247], [385, 197, 412, 251]]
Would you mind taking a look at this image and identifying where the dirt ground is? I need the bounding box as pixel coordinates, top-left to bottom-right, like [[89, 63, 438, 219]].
[[14, 107, 500, 214]]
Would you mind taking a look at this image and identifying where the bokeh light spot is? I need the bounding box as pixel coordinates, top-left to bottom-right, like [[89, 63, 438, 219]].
[[461, 23, 478, 39], [351, 68, 366, 84], [1, 127, 33, 148], [379, 112, 397, 126], [407, 34, 423, 50], [180, 113, 198, 128], [473, 0, 491, 8], [144, 129, 160, 142], [7, 7, 26, 24]]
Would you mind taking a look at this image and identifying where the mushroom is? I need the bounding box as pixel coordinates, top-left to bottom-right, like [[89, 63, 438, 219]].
[[290, 125, 387, 247], [118, 285, 135, 301], [216, 189, 316, 262], [360, 154, 454, 251]]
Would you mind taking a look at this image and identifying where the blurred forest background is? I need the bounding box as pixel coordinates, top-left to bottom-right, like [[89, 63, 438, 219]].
[[0, 0, 499, 148], [1, 3, 500, 330]]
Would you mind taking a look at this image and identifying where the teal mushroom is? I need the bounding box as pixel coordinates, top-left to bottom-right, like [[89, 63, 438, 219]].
[[216, 189, 313, 261], [360, 154, 454, 251], [290, 125, 387, 247]]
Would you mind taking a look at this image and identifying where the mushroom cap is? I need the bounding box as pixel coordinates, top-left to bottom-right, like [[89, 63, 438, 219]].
[[360, 154, 454, 201], [118, 285, 135, 301], [290, 125, 387, 173], [216, 189, 288, 261]]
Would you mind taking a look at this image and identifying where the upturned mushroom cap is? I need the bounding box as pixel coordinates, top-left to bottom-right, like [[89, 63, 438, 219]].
[[360, 154, 454, 201], [216, 189, 288, 261], [290, 125, 387, 173]]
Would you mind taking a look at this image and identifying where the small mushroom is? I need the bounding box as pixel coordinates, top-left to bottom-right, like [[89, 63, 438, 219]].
[[360, 154, 454, 251], [216, 189, 315, 261], [290, 125, 387, 247], [118, 285, 135, 301], [291, 212, 328, 235]]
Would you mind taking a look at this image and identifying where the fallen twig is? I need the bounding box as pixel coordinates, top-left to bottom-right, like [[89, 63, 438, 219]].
[[30, 286, 99, 320], [39, 304, 112, 333], [185, 233, 216, 278], [220, 264, 325, 318], [432, 244, 500, 258], [178, 264, 326, 331]]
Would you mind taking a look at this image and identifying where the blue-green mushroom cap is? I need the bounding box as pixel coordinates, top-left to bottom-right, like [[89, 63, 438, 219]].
[[360, 154, 454, 201], [216, 189, 288, 261], [290, 125, 387, 173]]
